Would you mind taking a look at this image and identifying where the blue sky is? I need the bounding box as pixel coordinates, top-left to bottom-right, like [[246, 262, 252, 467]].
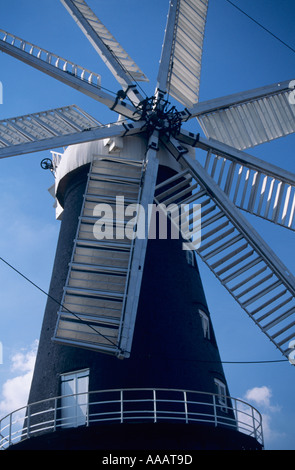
[[0, 0, 294, 450]]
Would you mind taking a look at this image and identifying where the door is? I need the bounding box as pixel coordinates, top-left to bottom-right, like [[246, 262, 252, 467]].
[[60, 369, 89, 428]]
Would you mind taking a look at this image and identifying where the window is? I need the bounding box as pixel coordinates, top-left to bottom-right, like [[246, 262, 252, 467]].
[[186, 250, 195, 266], [199, 310, 210, 339], [60, 369, 89, 428], [214, 378, 227, 413]]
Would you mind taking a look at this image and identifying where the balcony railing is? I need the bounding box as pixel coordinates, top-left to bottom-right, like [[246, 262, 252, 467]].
[[0, 388, 263, 449]]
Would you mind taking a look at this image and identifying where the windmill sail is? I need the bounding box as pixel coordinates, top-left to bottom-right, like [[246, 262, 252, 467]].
[[0, 108, 143, 159], [188, 80, 295, 149], [157, 0, 209, 107], [158, 137, 295, 359], [61, 0, 148, 104], [0, 29, 138, 119], [177, 131, 295, 231], [0, 0, 294, 367], [53, 136, 160, 358]]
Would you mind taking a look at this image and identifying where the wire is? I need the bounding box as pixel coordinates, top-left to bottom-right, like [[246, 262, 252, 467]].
[[0, 255, 291, 366], [0, 256, 119, 351], [224, 0, 295, 55], [0, 256, 58, 307], [160, 356, 289, 365], [221, 359, 288, 364]]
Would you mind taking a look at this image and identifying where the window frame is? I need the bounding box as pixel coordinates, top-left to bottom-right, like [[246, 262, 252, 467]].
[[214, 378, 228, 413], [199, 309, 210, 339]]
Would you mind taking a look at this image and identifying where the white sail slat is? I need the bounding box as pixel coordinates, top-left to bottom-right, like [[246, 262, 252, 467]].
[[0, 109, 143, 159], [158, 138, 295, 359], [61, 0, 148, 102], [176, 131, 295, 231], [0, 29, 138, 119], [191, 80, 295, 149], [157, 0, 208, 107]]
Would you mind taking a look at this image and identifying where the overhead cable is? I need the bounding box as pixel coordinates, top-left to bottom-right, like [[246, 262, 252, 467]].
[[0, 255, 289, 365], [225, 0, 295, 55]]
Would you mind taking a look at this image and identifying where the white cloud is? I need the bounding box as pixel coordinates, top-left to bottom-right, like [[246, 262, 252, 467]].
[[242, 386, 285, 446], [10, 342, 38, 375], [0, 341, 38, 416], [244, 386, 280, 413]]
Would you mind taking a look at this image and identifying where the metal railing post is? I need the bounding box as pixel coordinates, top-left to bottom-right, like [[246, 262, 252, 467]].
[[86, 393, 89, 427], [213, 394, 217, 427], [153, 390, 157, 423], [26, 405, 31, 438], [183, 391, 188, 423], [120, 390, 124, 423], [234, 398, 239, 430], [9, 413, 12, 447], [53, 398, 57, 432], [252, 406, 257, 441]]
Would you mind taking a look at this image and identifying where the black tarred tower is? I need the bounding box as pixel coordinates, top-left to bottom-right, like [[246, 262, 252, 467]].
[[2, 0, 295, 451]]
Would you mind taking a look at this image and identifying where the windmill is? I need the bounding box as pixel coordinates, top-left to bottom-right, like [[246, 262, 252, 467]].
[[0, 0, 294, 451]]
